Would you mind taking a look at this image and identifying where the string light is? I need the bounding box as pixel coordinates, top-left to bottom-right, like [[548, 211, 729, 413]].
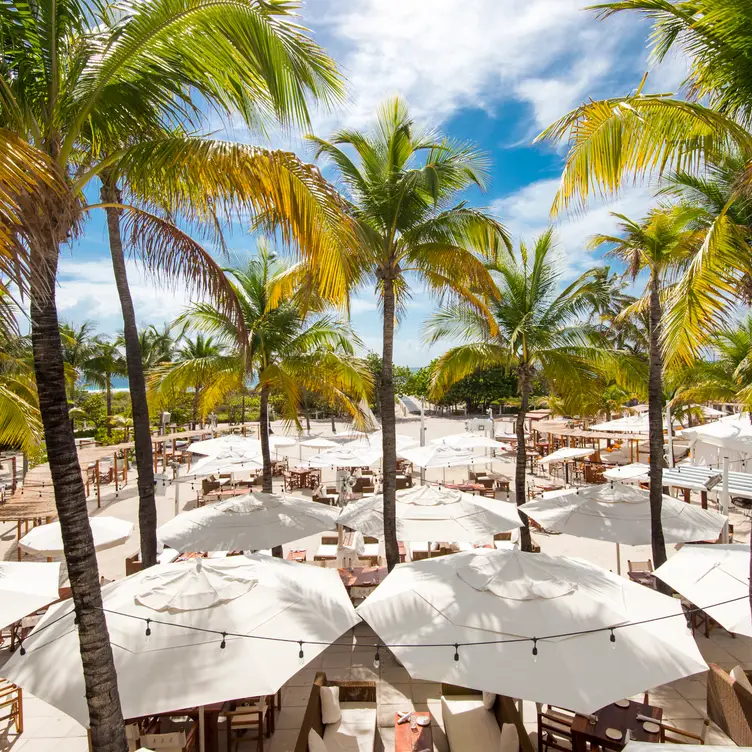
[[145, 619, 151, 637], [373, 646, 380, 669], [298, 641, 305, 664], [453, 643, 459, 663], [531, 638, 538, 657], [610, 628, 616, 646], [220, 632, 227, 649]]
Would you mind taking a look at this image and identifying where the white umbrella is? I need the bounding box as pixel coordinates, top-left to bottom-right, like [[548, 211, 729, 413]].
[[520, 483, 726, 574], [654, 544, 751, 638], [307, 445, 382, 468], [357, 549, 707, 715], [268, 435, 297, 448], [537, 447, 595, 466], [189, 435, 261, 456], [431, 433, 502, 450], [0, 562, 61, 630], [338, 485, 522, 543], [603, 463, 650, 481], [299, 437, 339, 449], [343, 431, 417, 452], [3, 555, 358, 726], [190, 448, 263, 477], [19, 517, 134, 558], [157, 492, 339, 552], [519, 484, 726, 546], [398, 445, 490, 468]]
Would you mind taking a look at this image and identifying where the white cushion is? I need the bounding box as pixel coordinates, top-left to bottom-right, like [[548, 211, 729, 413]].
[[482, 691, 496, 710], [322, 702, 377, 752], [441, 695, 499, 752], [500, 722, 519, 752], [316, 544, 338, 558], [362, 544, 380, 557], [308, 727, 328, 752], [730, 665, 752, 695], [320, 685, 341, 725]]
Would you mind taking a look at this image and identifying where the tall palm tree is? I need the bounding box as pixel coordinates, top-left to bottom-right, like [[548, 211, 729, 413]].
[[59, 321, 96, 399], [152, 249, 373, 500], [308, 98, 509, 569], [174, 334, 224, 425], [84, 337, 128, 438], [588, 206, 702, 569], [427, 230, 608, 552], [138, 324, 179, 372], [0, 1, 352, 739]]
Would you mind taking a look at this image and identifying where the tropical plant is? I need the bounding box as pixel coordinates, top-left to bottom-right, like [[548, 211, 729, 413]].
[[83, 338, 128, 438], [0, 0, 353, 739], [138, 324, 180, 372], [153, 249, 373, 502], [427, 229, 608, 551], [588, 205, 703, 569], [308, 97, 509, 569], [172, 334, 225, 424], [59, 321, 96, 399], [0, 326, 41, 452]]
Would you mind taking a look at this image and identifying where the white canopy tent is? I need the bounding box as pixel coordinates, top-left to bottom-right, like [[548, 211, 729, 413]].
[[0, 562, 60, 630], [679, 413, 752, 468], [519, 484, 726, 573], [3, 556, 358, 726], [653, 544, 751, 638], [337, 485, 521, 543], [357, 549, 707, 715], [19, 517, 134, 558], [157, 492, 339, 552]]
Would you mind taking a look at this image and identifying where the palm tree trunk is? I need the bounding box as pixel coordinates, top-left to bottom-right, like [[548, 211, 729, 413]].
[[240, 390, 246, 425], [103, 185, 158, 569], [516, 369, 533, 552], [192, 386, 200, 426], [380, 278, 400, 571], [105, 377, 112, 438], [648, 272, 668, 570], [30, 237, 127, 752], [258, 384, 282, 557], [331, 413, 336, 434]]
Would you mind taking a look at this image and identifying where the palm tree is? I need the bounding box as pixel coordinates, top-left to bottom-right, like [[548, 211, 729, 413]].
[[59, 321, 96, 399], [153, 249, 373, 501], [0, 1, 353, 738], [308, 98, 509, 569], [588, 206, 702, 569], [174, 334, 224, 425], [84, 338, 128, 438], [427, 230, 607, 552], [138, 324, 179, 372]]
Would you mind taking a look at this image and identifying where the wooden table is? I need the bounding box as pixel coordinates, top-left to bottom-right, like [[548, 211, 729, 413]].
[[572, 700, 662, 751], [395, 712, 432, 752], [338, 566, 387, 591], [288, 467, 311, 489], [286, 549, 307, 562], [444, 482, 486, 494]]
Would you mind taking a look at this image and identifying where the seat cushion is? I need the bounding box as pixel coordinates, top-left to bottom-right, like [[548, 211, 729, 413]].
[[500, 722, 519, 752], [321, 685, 341, 725], [730, 665, 752, 695], [441, 696, 500, 752], [322, 702, 377, 752]]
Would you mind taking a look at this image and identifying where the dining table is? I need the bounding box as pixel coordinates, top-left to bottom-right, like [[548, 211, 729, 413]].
[[288, 466, 311, 489], [286, 548, 307, 563], [444, 482, 486, 494], [571, 699, 662, 751], [338, 566, 387, 592], [394, 711, 432, 752]]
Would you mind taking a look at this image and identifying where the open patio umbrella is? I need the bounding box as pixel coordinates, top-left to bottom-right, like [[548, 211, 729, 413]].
[[188, 435, 260, 456], [156, 492, 339, 552], [0, 562, 60, 630], [537, 447, 595, 484], [519, 484, 726, 573], [653, 544, 751, 638], [3, 555, 358, 726], [298, 436, 339, 461], [603, 463, 650, 482], [357, 549, 707, 715], [189, 448, 263, 478], [338, 485, 521, 543], [343, 431, 417, 452], [431, 433, 503, 451], [398, 445, 497, 484], [19, 517, 134, 558], [307, 445, 382, 468]]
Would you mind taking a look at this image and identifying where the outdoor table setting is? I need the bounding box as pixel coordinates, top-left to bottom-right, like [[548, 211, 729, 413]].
[[571, 698, 662, 751], [286, 548, 307, 562], [395, 710, 432, 752], [444, 482, 486, 494], [338, 566, 387, 592]]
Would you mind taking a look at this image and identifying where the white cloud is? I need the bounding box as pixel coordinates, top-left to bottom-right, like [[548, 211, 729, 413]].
[[493, 178, 658, 277], [56, 258, 194, 333], [306, 0, 646, 132]]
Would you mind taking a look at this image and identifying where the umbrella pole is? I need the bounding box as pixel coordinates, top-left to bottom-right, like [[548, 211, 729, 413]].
[[199, 704, 206, 752], [615, 543, 621, 575]]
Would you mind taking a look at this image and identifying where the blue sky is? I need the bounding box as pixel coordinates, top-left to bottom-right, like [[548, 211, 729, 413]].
[[57, 0, 689, 366]]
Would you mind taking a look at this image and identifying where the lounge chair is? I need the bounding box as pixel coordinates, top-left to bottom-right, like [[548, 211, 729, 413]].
[[707, 662, 752, 746]]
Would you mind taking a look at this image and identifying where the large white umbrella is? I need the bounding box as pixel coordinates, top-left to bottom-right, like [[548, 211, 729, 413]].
[[357, 549, 707, 714], [190, 448, 263, 477], [654, 544, 751, 638], [519, 484, 726, 545], [537, 447, 595, 466], [3, 555, 358, 726], [398, 445, 491, 468], [431, 433, 502, 450], [337, 485, 522, 543], [299, 437, 339, 449], [157, 492, 339, 552], [603, 463, 650, 481], [307, 445, 382, 468], [0, 562, 61, 630], [343, 431, 417, 452], [19, 517, 134, 558], [189, 435, 260, 456]]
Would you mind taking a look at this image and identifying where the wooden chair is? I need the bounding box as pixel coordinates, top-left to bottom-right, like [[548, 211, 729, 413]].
[[479, 486, 496, 498], [0, 679, 22, 734], [627, 559, 653, 573], [660, 719, 710, 744], [536, 703, 575, 752], [224, 697, 271, 752]]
